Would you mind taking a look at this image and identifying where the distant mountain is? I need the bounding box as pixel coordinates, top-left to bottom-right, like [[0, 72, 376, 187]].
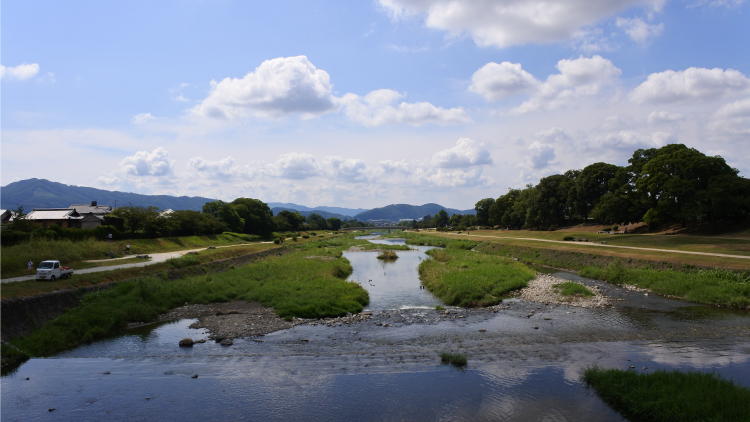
[[353, 203, 475, 221], [1, 178, 218, 212], [270, 207, 351, 220], [267, 202, 368, 217]]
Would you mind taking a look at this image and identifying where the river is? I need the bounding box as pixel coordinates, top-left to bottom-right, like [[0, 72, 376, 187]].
[[3, 236, 749, 421]]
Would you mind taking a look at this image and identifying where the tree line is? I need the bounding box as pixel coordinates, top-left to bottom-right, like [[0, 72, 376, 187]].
[[473, 144, 750, 230]]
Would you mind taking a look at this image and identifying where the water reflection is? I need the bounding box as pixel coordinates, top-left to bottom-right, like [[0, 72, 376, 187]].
[[346, 236, 444, 310]]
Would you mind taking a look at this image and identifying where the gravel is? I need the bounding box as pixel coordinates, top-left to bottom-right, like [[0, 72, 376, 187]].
[[518, 273, 611, 308]]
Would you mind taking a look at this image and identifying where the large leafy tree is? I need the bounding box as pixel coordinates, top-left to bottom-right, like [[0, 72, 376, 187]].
[[474, 198, 495, 226], [306, 213, 328, 230], [231, 198, 274, 236], [570, 162, 620, 220], [435, 209, 450, 227]]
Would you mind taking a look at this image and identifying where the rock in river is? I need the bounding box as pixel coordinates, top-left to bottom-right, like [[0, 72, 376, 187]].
[[220, 339, 234, 346], [179, 337, 194, 347]]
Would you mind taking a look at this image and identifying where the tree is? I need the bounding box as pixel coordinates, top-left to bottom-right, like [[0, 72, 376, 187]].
[[435, 209, 449, 227], [113, 205, 159, 233], [306, 213, 328, 230], [231, 198, 274, 236], [8, 206, 33, 232], [202, 200, 225, 218], [570, 162, 620, 220], [218, 203, 244, 233], [474, 198, 495, 226], [326, 217, 342, 231], [275, 210, 306, 231]]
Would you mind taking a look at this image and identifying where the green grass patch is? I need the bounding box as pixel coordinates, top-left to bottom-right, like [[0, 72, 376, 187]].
[[581, 260, 750, 308], [553, 282, 594, 297], [400, 233, 479, 250], [440, 352, 467, 367], [434, 305, 445, 310], [376, 250, 399, 260], [165, 254, 202, 269], [419, 248, 536, 307], [583, 366, 750, 422], [9, 248, 367, 357]]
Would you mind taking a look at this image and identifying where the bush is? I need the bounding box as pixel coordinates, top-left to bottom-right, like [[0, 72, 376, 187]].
[[563, 236, 575, 241], [548, 225, 557, 231], [602, 227, 612, 232], [292, 236, 298, 241], [166, 254, 201, 269], [273, 239, 281, 244], [302, 235, 310, 239], [613, 225, 619, 230]]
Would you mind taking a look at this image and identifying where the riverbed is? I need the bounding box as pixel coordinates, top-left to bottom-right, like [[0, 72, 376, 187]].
[[3, 237, 750, 421]]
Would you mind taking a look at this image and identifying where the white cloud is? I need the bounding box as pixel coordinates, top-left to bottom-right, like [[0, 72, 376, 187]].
[[647, 110, 683, 124], [339, 89, 471, 126], [422, 168, 490, 187], [267, 153, 321, 179], [708, 98, 750, 137], [186, 156, 257, 180], [0, 63, 40, 80], [132, 113, 156, 124], [688, 0, 745, 8], [590, 130, 667, 151], [323, 156, 371, 181], [534, 126, 570, 144], [629, 67, 750, 104], [469, 62, 539, 101], [432, 138, 493, 168], [119, 147, 175, 177], [616, 17, 663, 43], [378, 0, 665, 48], [527, 141, 556, 169], [194, 56, 337, 119], [511, 55, 622, 114]]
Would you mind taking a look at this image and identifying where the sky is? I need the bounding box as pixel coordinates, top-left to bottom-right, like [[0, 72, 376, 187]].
[[2, 0, 749, 210]]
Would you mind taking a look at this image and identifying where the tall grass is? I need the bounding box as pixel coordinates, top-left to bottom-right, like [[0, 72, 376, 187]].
[[581, 260, 750, 308], [553, 282, 594, 297], [1, 234, 264, 278], [419, 248, 536, 307], [10, 250, 367, 357], [583, 366, 750, 422], [376, 250, 399, 260]]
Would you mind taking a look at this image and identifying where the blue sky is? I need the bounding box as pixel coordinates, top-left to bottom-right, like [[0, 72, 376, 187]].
[[3, 0, 749, 209]]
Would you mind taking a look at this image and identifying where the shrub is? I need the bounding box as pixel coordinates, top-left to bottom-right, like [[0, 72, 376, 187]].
[[302, 235, 310, 239], [273, 239, 280, 244], [292, 236, 298, 241], [563, 236, 575, 241], [166, 254, 201, 269], [548, 225, 557, 231], [613, 225, 619, 230]]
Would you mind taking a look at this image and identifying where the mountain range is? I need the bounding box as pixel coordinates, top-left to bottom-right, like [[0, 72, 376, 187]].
[[0, 179, 476, 220]]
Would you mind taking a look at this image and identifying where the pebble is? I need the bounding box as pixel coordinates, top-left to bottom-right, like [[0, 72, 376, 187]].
[[478, 328, 486, 332], [533, 326, 539, 329]]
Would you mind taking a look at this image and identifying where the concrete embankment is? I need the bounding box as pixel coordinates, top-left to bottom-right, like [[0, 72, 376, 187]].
[[1, 246, 292, 344]]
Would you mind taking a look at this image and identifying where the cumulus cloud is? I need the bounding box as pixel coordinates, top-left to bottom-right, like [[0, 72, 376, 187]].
[[194, 56, 337, 119], [527, 142, 556, 169], [339, 89, 471, 126], [534, 127, 570, 144], [647, 110, 683, 124], [0, 63, 40, 80], [511, 55, 622, 114], [708, 98, 750, 137], [132, 113, 156, 124], [186, 156, 257, 180], [378, 0, 664, 48], [432, 138, 493, 168], [469, 62, 538, 101], [616, 17, 663, 43], [267, 153, 321, 179], [590, 130, 667, 151], [119, 147, 175, 177], [629, 67, 750, 104], [323, 156, 371, 181]]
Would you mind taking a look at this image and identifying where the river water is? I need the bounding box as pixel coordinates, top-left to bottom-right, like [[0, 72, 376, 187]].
[[3, 237, 750, 421]]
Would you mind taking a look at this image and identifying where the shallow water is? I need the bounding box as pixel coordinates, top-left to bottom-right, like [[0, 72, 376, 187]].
[[346, 236, 443, 310], [3, 236, 750, 421]]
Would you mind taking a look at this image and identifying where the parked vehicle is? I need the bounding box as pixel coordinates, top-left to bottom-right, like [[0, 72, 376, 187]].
[[35, 260, 74, 281]]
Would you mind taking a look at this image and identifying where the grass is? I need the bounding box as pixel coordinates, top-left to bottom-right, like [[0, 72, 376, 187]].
[[398, 233, 479, 250], [1, 243, 279, 300], [440, 352, 467, 367], [1, 234, 270, 278], [434, 305, 446, 310], [425, 230, 750, 269], [9, 245, 368, 357], [419, 248, 536, 307], [583, 366, 750, 422], [553, 282, 594, 297], [376, 250, 399, 260], [581, 260, 750, 308]]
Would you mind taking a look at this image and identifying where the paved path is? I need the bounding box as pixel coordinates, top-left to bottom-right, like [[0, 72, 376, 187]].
[[442, 233, 750, 260], [0, 243, 278, 284]]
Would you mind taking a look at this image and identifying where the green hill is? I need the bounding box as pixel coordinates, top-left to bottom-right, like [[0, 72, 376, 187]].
[[353, 203, 475, 221], [1, 179, 218, 211]]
